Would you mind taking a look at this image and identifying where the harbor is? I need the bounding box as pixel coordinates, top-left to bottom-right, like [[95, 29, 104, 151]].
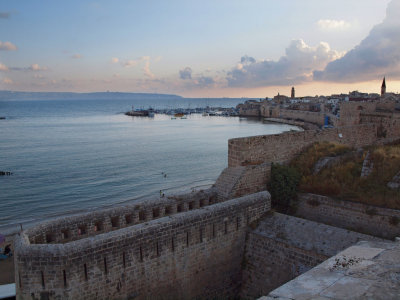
[[125, 105, 240, 118]]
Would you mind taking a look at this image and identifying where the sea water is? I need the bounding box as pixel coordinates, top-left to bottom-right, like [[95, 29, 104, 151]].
[[0, 98, 300, 232]]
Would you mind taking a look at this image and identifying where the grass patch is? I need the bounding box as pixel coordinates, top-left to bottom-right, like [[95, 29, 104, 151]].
[[290, 142, 400, 209]]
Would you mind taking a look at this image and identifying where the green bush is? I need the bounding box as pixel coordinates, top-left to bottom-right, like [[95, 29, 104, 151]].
[[269, 163, 301, 207]]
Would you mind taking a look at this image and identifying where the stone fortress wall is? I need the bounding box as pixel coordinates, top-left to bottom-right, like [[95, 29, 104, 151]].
[[240, 213, 384, 299], [26, 189, 217, 244], [295, 193, 400, 240], [261, 103, 326, 126], [228, 123, 399, 168], [14, 98, 400, 300], [15, 191, 270, 300]]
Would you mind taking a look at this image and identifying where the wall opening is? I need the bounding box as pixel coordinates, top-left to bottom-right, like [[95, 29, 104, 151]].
[[209, 195, 215, 204], [84, 264, 88, 281], [156, 242, 160, 256], [171, 237, 175, 252], [125, 214, 133, 224], [212, 224, 216, 238], [78, 225, 86, 235], [165, 205, 172, 215], [123, 252, 126, 268], [224, 221, 228, 234], [153, 208, 160, 218], [140, 246, 143, 262], [41, 271, 45, 289], [94, 221, 103, 232], [18, 273, 22, 288], [200, 228, 203, 242], [63, 270, 67, 288], [188, 201, 194, 210], [177, 203, 183, 212], [236, 217, 240, 230], [199, 199, 205, 207], [186, 231, 190, 247], [61, 229, 70, 240], [139, 210, 146, 221], [45, 233, 54, 243], [111, 216, 120, 228], [104, 257, 108, 274]]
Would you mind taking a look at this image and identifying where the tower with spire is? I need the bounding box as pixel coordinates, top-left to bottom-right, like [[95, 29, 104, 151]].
[[381, 77, 386, 97]]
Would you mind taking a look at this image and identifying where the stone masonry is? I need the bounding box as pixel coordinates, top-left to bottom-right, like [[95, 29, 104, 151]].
[[14, 191, 271, 300], [240, 213, 384, 299]]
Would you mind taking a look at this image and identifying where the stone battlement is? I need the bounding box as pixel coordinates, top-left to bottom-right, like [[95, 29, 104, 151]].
[[14, 191, 271, 300], [25, 189, 217, 245]]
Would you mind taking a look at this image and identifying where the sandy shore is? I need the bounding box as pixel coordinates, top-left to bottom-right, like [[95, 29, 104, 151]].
[[0, 240, 15, 285]]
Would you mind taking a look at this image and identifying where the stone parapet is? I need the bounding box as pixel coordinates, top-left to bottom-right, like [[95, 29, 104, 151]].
[[15, 191, 271, 300], [295, 193, 400, 239]]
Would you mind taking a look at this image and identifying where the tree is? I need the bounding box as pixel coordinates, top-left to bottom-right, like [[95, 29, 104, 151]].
[[269, 163, 301, 207]]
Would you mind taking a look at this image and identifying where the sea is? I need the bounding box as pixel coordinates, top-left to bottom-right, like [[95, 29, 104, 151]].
[[0, 98, 300, 234]]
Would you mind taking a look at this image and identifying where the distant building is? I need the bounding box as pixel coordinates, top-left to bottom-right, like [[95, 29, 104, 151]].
[[291, 87, 295, 99], [381, 77, 386, 97], [273, 93, 289, 103]]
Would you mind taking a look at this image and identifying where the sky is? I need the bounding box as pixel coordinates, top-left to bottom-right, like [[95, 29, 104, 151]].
[[1, 0, 400, 98]]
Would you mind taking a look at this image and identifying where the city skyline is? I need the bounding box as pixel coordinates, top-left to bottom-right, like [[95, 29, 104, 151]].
[[1, 0, 399, 97]]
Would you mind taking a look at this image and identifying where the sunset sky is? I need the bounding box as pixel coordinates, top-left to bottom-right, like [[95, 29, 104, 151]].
[[1, 0, 400, 97]]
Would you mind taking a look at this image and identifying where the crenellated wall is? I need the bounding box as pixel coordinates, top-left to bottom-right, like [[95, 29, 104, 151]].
[[26, 189, 217, 245], [14, 192, 271, 300]]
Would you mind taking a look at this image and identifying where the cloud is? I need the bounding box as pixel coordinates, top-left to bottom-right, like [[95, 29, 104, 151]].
[[195, 76, 215, 87], [179, 67, 192, 79], [178, 66, 216, 88], [2, 78, 13, 84], [0, 62, 8, 71], [314, 0, 400, 82], [28, 64, 47, 71], [142, 57, 155, 79], [0, 41, 17, 51], [71, 54, 82, 59], [227, 39, 342, 87], [124, 60, 137, 67], [317, 19, 351, 31], [8, 63, 48, 72], [111, 57, 119, 63], [0, 12, 10, 19]]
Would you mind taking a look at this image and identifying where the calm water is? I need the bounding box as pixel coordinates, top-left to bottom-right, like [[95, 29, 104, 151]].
[[0, 98, 299, 232]]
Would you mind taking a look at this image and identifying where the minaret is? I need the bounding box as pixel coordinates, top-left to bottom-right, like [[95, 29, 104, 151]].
[[291, 87, 295, 99], [381, 77, 386, 97]]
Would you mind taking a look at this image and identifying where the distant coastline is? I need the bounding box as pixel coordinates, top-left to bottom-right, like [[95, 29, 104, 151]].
[[0, 90, 183, 101]]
